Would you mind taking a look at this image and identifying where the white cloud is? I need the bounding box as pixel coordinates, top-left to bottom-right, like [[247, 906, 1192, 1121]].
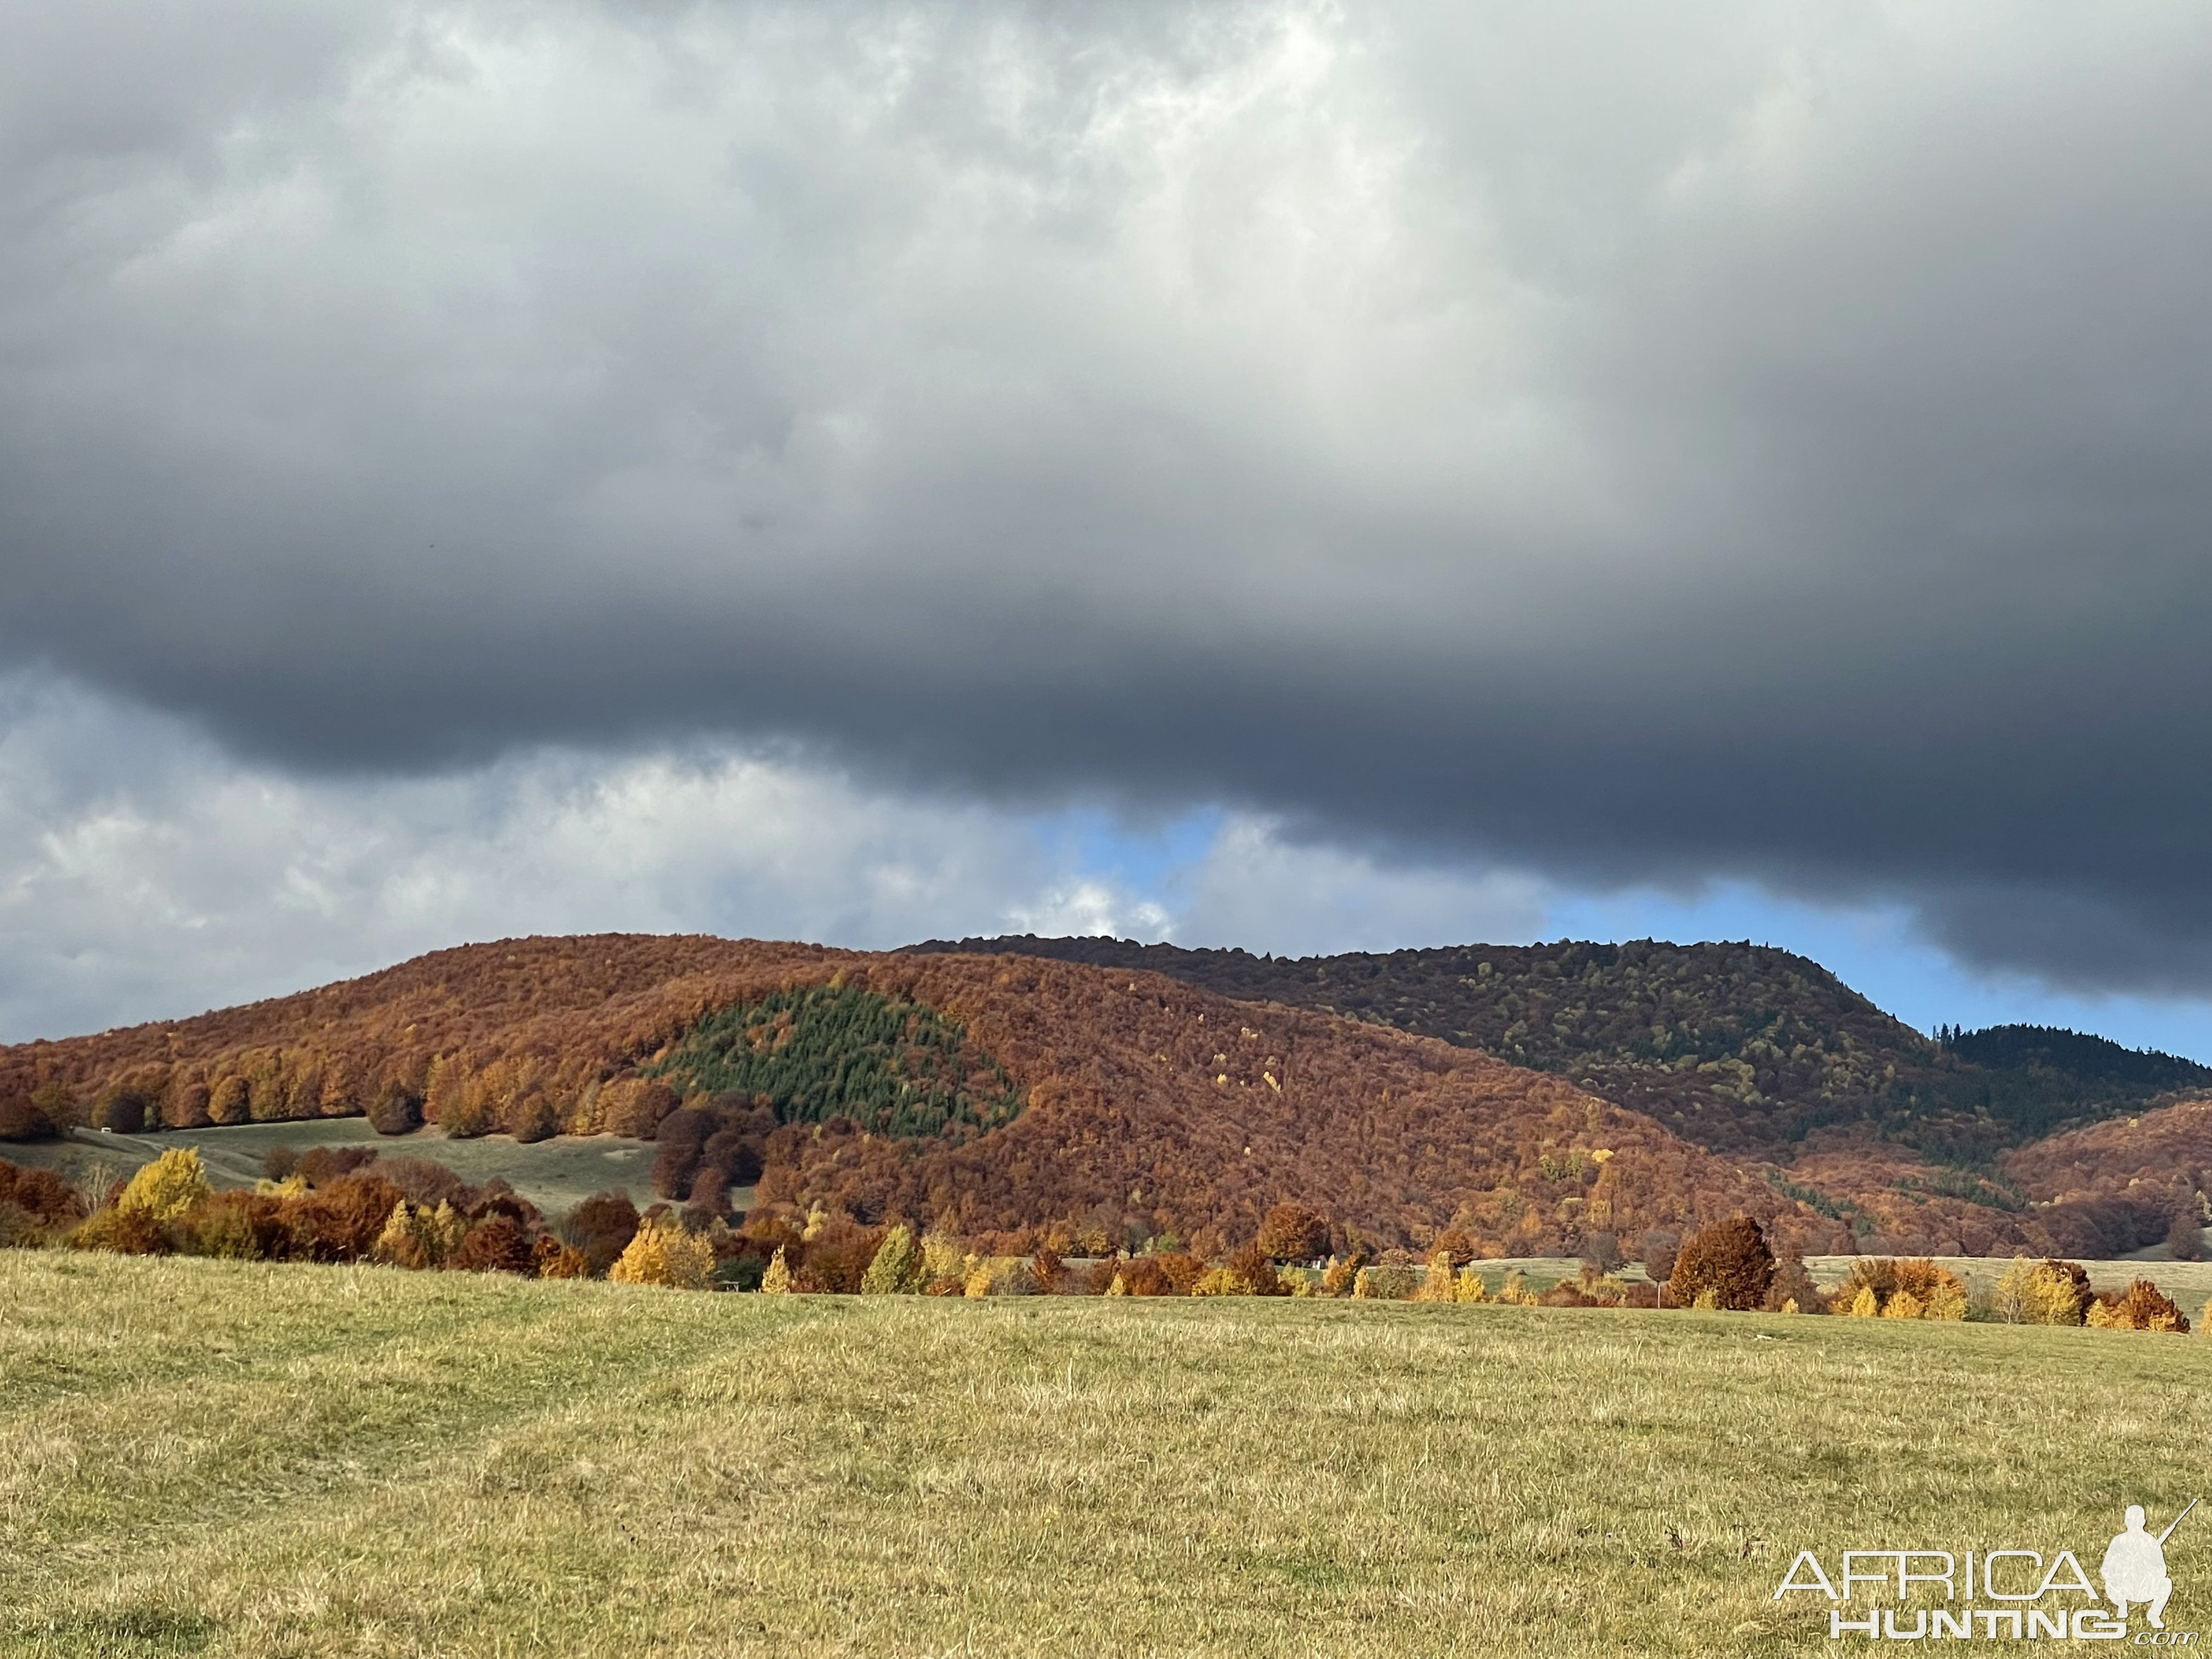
[[0, 678, 1074, 1039], [1166, 816, 1553, 958], [0, 676, 1561, 1040], [1006, 881, 1171, 942]]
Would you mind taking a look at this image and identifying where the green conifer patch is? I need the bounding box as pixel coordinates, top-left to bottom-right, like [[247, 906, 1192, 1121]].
[[642, 984, 1022, 1138]]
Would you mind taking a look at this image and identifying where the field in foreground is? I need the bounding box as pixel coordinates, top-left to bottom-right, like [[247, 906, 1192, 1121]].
[[5, 1257, 2210, 1658]]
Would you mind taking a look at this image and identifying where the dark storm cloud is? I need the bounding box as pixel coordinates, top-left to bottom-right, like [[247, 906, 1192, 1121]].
[[7, 1, 2212, 989]]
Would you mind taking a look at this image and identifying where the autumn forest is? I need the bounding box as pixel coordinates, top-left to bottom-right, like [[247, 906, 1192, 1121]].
[[3, 934, 2209, 1270]]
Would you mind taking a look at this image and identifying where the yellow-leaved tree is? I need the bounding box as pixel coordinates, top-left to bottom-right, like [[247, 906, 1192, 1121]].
[[610, 1220, 715, 1290], [116, 1149, 210, 1222], [1415, 1249, 1457, 1302], [860, 1225, 924, 1294], [1922, 1276, 1968, 1322], [1994, 1256, 2089, 1325], [759, 1245, 793, 1294], [918, 1232, 966, 1294]]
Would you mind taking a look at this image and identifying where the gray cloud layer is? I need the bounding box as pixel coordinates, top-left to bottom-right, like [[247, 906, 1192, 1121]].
[[0, 676, 1555, 1041], [7, 2, 2212, 989]]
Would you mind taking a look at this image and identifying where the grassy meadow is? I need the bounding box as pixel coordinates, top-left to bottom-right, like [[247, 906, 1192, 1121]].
[[6, 1255, 2212, 1657], [4, 1124, 665, 1218]]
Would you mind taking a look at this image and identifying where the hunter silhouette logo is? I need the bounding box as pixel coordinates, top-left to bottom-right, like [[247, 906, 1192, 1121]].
[[2106, 1500, 2193, 1629], [1773, 1499, 2198, 1642]]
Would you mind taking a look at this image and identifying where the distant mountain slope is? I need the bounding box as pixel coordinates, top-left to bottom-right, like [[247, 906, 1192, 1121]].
[[1917, 1023, 2212, 1161], [1943, 1023, 2212, 1095], [2002, 1096, 2212, 1204], [899, 936, 2212, 1160], [0, 935, 1831, 1257]]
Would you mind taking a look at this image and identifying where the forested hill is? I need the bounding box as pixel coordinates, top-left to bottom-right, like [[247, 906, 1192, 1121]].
[[0, 934, 1822, 1256], [1940, 1023, 2212, 1093], [898, 936, 2212, 1159], [7, 932, 2200, 1260]]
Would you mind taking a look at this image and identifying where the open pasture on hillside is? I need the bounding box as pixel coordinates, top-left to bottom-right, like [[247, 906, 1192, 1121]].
[[1804, 1252, 2212, 1304], [5, 1256, 2210, 1658], [3, 1124, 663, 1219]]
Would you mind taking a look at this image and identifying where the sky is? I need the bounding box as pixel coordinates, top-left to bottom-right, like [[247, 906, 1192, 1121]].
[[8, 2, 2212, 1053]]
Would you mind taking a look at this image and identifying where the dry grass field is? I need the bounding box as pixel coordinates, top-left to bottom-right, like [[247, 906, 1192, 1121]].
[[4, 1252, 2211, 1658]]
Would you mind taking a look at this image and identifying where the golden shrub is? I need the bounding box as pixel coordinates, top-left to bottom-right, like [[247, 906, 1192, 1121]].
[[67, 1205, 169, 1254], [1844, 1285, 1878, 1318], [533, 1237, 590, 1279], [420, 1201, 465, 1267], [1415, 1249, 1457, 1302], [2088, 1280, 2188, 1333], [116, 1149, 211, 1223], [372, 1201, 428, 1270], [1454, 1268, 1491, 1304], [1881, 1289, 1925, 1321], [1187, 1248, 1282, 1297], [1922, 1278, 1968, 1322], [918, 1231, 967, 1293], [611, 1220, 715, 1290], [1573, 1273, 1633, 1307], [367, 1199, 461, 1268], [1886, 1261, 1967, 1319]]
